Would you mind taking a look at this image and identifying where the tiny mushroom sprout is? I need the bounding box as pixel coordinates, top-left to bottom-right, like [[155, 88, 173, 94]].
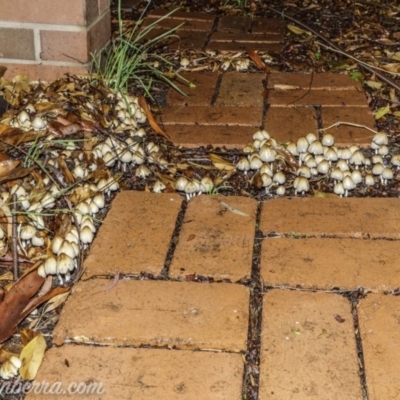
[[296, 137, 309, 155], [349, 150, 365, 169], [333, 182, 345, 197], [371, 131, 388, 153], [321, 134, 335, 147], [381, 167, 393, 185], [391, 154, 400, 169], [343, 175, 356, 197]]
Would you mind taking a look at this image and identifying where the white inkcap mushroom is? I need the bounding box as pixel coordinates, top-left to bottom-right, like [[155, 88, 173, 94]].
[[31, 232, 45, 247], [273, 171, 286, 184], [293, 176, 310, 195], [321, 134, 335, 147], [18, 110, 30, 124], [276, 185, 286, 196], [391, 154, 400, 168], [44, 256, 58, 275], [20, 224, 37, 241], [184, 181, 200, 197], [261, 174, 272, 188], [349, 150, 365, 169], [236, 157, 250, 172], [135, 165, 151, 179], [343, 175, 355, 197], [372, 131, 388, 147], [364, 174, 375, 186], [0, 356, 22, 380], [372, 162, 384, 177], [200, 177, 214, 193], [286, 141, 299, 156], [57, 253, 75, 274], [381, 167, 393, 184], [81, 216, 96, 233], [80, 226, 95, 245], [253, 129, 270, 141], [306, 133, 318, 144], [175, 176, 189, 192], [351, 170, 363, 185], [152, 180, 166, 193], [340, 147, 353, 161], [349, 144, 360, 154], [308, 140, 324, 155], [296, 165, 311, 178], [336, 159, 350, 172], [65, 231, 79, 245], [32, 116, 47, 130], [304, 154, 317, 169], [324, 148, 338, 164], [372, 154, 384, 165], [92, 193, 105, 209], [259, 163, 273, 177], [180, 57, 190, 68], [333, 182, 345, 197], [330, 167, 344, 183], [249, 154, 263, 170], [378, 145, 389, 156], [243, 144, 255, 153], [317, 160, 330, 175], [259, 146, 276, 163], [296, 137, 309, 154]]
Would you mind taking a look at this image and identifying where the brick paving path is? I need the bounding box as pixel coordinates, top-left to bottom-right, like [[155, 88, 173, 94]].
[[26, 8, 400, 400]]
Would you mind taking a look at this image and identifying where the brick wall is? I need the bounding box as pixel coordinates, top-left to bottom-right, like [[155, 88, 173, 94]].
[[0, 0, 111, 81]]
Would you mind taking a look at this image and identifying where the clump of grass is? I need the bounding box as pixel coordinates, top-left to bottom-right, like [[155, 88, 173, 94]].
[[92, 0, 191, 98]]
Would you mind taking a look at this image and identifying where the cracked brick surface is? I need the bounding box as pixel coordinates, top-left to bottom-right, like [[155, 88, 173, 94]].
[[260, 198, 400, 239], [259, 290, 361, 399], [83, 191, 182, 277], [358, 294, 400, 400], [169, 195, 257, 281], [26, 346, 244, 400], [53, 280, 249, 351]]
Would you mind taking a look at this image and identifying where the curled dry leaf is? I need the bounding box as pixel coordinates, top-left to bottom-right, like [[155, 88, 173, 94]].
[[138, 96, 170, 139], [19, 334, 46, 380]]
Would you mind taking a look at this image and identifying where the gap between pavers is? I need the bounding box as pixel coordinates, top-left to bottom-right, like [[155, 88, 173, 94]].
[[26, 346, 244, 400], [83, 191, 182, 278], [52, 280, 249, 352], [358, 294, 400, 400], [169, 195, 257, 282], [261, 238, 400, 292], [259, 290, 361, 399], [260, 198, 400, 239]]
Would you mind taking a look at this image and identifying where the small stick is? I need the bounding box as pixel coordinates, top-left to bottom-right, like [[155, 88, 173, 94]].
[[12, 194, 18, 281], [93, 270, 120, 295], [319, 121, 378, 135]]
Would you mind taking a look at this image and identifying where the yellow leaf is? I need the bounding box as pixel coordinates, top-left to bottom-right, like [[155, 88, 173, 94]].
[[209, 154, 235, 171], [364, 80, 383, 90], [374, 104, 391, 120], [19, 334, 46, 381], [313, 190, 338, 198], [42, 292, 69, 314], [287, 23, 311, 35]]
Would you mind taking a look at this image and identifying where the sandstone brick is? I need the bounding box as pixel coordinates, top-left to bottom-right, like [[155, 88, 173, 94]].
[[218, 16, 253, 32], [268, 89, 368, 108], [260, 198, 400, 239], [40, 30, 88, 63], [268, 88, 369, 106], [261, 238, 400, 291], [264, 107, 318, 143], [3, 63, 89, 82], [211, 31, 282, 43], [251, 18, 286, 34], [84, 191, 182, 277], [166, 72, 219, 106], [26, 346, 244, 400], [0, 0, 88, 25], [259, 290, 361, 399], [0, 28, 35, 60], [164, 124, 258, 149], [267, 72, 362, 90], [207, 40, 283, 52], [160, 105, 263, 126], [53, 280, 249, 351], [321, 106, 376, 147], [358, 294, 400, 400], [215, 72, 265, 107], [170, 195, 257, 281]]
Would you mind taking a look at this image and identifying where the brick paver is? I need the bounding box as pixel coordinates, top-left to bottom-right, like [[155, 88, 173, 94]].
[[259, 290, 361, 399], [358, 294, 400, 400], [261, 238, 400, 291], [260, 198, 400, 239], [215, 72, 265, 107], [169, 195, 257, 281], [83, 191, 182, 277], [26, 346, 244, 400], [218, 15, 253, 32], [264, 107, 318, 143], [53, 280, 249, 351]]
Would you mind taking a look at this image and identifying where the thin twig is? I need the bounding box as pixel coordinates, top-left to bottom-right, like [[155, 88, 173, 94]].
[[12, 194, 18, 281], [319, 121, 378, 135]]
